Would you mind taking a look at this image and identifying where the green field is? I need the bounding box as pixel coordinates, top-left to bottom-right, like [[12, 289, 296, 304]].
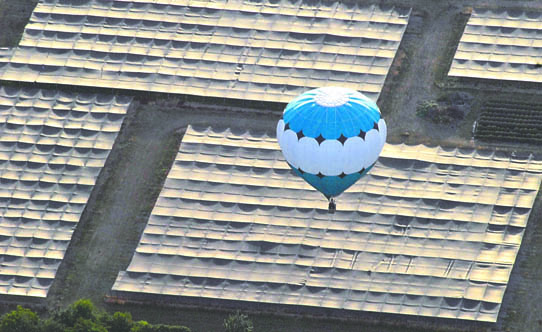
[[1, 0, 542, 332], [476, 100, 542, 143]]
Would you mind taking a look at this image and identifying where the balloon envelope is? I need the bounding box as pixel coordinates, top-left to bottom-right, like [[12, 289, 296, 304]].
[[276, 87, 386, 198]]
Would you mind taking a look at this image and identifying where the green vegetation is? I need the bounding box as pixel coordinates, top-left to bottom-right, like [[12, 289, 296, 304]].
[[416, 99, 465, 125], [0, 306, 40, 332], [224, 311, 253, 332], [0, 300, 191, 332], [416, 92, 472, 126], [475, 100, 542, 143]]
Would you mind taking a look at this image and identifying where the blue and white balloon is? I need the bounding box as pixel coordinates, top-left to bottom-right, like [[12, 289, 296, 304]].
[[277, 87, 386, 200]]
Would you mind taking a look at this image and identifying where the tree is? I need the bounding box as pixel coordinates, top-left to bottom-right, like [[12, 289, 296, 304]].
[[58, 299, 98, 327], [130, 320, 151, 332], [223, 311, 253, 332], [105, 311, 133, 332], [151, 324, 191, 332], [0, 305, 40, 332], [41, 318, 64, 332], [66, 318, 107, 332], [130, 321, 191, 332], [0, 299, 192, 332]]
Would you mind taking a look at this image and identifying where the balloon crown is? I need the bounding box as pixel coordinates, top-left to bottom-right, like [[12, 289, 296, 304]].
[[282, 86, 381, 140], [313, 87, 351, 107]]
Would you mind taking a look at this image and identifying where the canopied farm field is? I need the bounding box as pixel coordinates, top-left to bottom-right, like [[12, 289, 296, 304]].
[[0, 86, 130, 298], [449, 8, 542, 84], [112, 126, 542, 323], [0, 0, 410, 102]]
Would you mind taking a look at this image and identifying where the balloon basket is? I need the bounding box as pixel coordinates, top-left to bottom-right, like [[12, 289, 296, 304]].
[[328, 199, 336, 214]]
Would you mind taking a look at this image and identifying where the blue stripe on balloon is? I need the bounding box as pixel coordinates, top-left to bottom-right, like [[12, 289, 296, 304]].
[[283, 88, 380, 140], [290, 164, 375, 198]]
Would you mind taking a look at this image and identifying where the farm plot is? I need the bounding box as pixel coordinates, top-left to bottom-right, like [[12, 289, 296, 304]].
[[448, 8, 542, 84], [0, 0, 410, 103], [0, 86, 130, 298], [475, 101, 542, 144], [112, 125, 542, 323]]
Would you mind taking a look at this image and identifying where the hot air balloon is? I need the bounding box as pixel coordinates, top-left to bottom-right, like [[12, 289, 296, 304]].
[[276, 87, 387, 213]]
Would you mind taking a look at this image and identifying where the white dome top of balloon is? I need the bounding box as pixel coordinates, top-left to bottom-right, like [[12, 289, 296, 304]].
[[276, 87, 387, 213]]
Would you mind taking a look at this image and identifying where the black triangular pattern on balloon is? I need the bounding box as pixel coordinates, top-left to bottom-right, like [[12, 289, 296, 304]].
[[316, 172, 325, 179], [357, 167, 366, 174], [315, 134, 325, 144], [298, 168, 305, 174], [338, 172, 347, 179], [282, 127, 379, 143]]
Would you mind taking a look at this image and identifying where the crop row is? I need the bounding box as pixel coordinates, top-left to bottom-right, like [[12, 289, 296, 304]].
[[476, 128, 542, 136], [476, 134, 542, 144], [485, 101, 542, 110], [480, 113, 542, 119], [479, 117, 542, 126], [477, 127, 542, 135], [476, 123, 542, 133], [476, 131, 542, 143], [476, 134, 542, 142], [482, 108, 542, 116]]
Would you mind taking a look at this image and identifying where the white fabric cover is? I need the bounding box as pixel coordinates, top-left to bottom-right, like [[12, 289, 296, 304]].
[[277, 120, 386, 175]]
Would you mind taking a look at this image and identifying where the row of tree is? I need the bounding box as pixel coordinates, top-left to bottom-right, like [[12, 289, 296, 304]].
[[0, 299, 254, 332]]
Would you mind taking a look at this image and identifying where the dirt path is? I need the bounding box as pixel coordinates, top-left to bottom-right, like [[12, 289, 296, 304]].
[[382, 2, 461, 140]]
